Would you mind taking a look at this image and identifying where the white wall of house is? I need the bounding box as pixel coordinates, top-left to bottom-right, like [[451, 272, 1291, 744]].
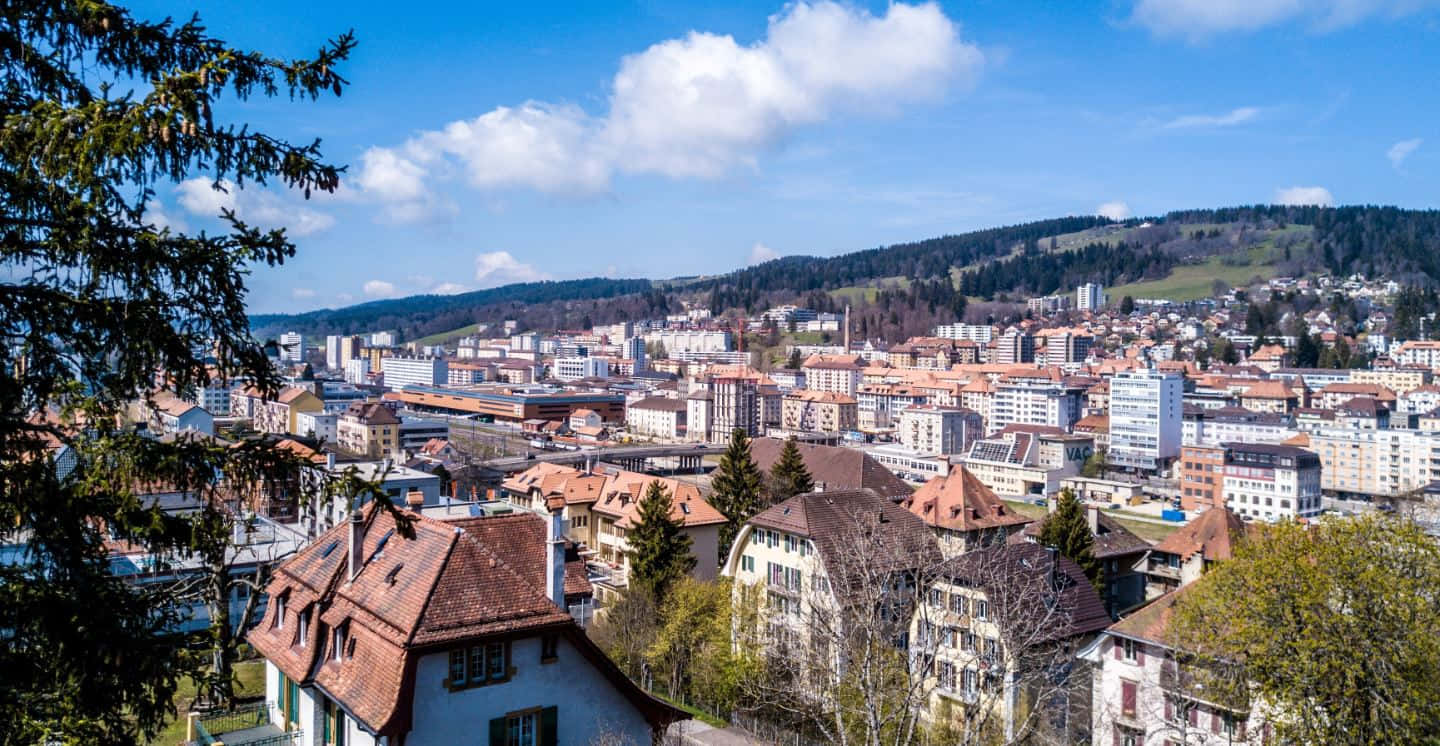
[[407, 636, 652, 746]]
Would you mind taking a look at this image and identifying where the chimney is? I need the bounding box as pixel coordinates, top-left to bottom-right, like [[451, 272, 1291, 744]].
[[545, 497, 566, 611], [843, 304, 851, 351], [406, 489, 425, 510], [1087, 506, 1099, 535], [348, 511, 365, 581], [1046, 546, 1060, 588]]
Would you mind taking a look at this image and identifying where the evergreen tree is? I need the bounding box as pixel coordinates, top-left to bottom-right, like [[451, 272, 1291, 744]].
[[768, 436, 815, 502], [0, 4, 355, 741], [628, 481, 696, 603], [1038, 489, 1102, 589], [786, 348, 803, 369], [1119, 295, 1135, 315], [708, 428, 765, 563]]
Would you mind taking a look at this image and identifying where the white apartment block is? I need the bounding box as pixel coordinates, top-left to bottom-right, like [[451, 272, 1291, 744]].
[[552, 356, 610, 381], [625, 398, 687, 440], [988, 375, 1081, 434], [343, 357, 371, 385], [380, 356, 448, 390], [1308, 427, 1440, 499], [1077, 282, 1106, 312], [933, 323, 994, 344], [898, 405, 982, 455], [325, 335, 343, 369], [1108, 370, 1183, 471], [856, 384, 928, 431], [294, 410, 337, 443], [1181, 408, 1297, 448], [278, 331, 305, 363], [1221, 443, 1322, 522], [1394, 341, 1440, 369], [369, 330, 396, 347], [642, 330, 731, 354], [801, 355, 864, 397]]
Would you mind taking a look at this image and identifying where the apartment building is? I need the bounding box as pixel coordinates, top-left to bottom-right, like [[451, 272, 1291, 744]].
[[801, 354, 865, 396], [856, 383, 929, 431], [1394, 340, 1440, 369], [1307, 427, 1440, 499], [1177, 445, 1225, 511], [343, 357, 371, 385], [552, 356, 610, 381], [278, 331, 304, 363], [625, 397, 687, 440], [1221, 443, 1322, 522], [992, 330, 1036, 365], [933, 323, 994, 344], [988, 372, 1083, 435], [253, 386, 325, 436], [1107, 369, 1183, 472], [781, 389, 858, 434], [1181, 406, 1297, 448], [380, 355, 448, 390], [914, 543, 1110, 740], [1077, 282, 1106, 311], [749, 438, 912, 499], [336, 401, 402, 459], [898, 404, 982, 455]]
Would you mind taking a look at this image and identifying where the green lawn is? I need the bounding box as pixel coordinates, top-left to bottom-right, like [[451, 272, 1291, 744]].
[[1107, 254, 1279, 301], [147, 659, 267, 746], [411, 322, 482, 347], [1003, 499, 1178, 543]]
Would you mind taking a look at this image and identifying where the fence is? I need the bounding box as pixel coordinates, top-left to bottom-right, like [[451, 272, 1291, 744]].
[[641, 678, 826, 746], [187, 701, 302, 746]]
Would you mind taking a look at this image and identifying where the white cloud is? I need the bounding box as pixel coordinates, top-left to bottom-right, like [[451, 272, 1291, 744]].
[[430, 282, 469, 295], [363, 280, 398, 298], [1097, 201, 1132, 220], [291, 287, 317, 300], [474, 251, 551, 288], [1130, 0, 1439, 39], [1161, 106, 1259, 129], [749, 242, 782, 264], [354, 2, 980, 218], [145, 200, 189, 233], [1274, 186, 1335, 207], [336, 293, 354, 303], [1388, 138, 1423, 168], [176, 178, 334, 236]]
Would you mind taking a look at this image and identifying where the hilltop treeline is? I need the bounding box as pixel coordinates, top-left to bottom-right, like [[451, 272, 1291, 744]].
[[957, 242, 1175, 299]]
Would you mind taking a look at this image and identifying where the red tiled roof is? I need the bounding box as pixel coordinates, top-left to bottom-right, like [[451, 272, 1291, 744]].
[[902, 465, 1034, 532], [1151, 507, 1246, 562], [250, 504, 681, 736]]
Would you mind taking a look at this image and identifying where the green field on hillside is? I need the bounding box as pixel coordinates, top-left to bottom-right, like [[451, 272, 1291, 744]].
[[411, 323, 481, 346], [1107, 254, 1279, 301]]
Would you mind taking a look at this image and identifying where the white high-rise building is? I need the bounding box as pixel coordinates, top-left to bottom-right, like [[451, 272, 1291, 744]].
[[1108, 369, 1183, 471], [325, 335, 343, 369], [1077, 282, 1106, 311], [369, 330, 396, 347], [380, 355, 447, 390], [553, 356, 610, 381], [622, 336, 647, 373], [897, 405, 982, 455], [343, 358, 371, 385], [932, 323, 994, 343], [278, 331, 304, 363]]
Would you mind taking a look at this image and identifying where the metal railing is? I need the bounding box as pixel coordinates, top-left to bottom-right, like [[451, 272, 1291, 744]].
[[188, 701, 303, 746]]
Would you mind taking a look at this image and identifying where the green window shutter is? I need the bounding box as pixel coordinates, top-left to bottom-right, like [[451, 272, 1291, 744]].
[[540, 706, 558, 746], [489, 716, 507, 746]]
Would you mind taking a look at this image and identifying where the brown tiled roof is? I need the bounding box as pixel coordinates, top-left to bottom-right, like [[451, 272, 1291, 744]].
[[590, 469, 726, 529], [251, 504, 679, 736], [443, 513, 593, 600], [937, 542, 1111, 643], [1107, 585, 1193, 644], [902, 465, 1034, 532], [1073, 414, 1109, 432], [750, 438, 911, 499], [346, 401, 400, 425], [1019, 509, 1151, 559], [502, 463, 607, 505], [1240, 380, 1296, 400], [749, 488, 941, 596], [276, 386, 316, 405], [1151, 507, 1246, 562], [629, 396, 687, 412]]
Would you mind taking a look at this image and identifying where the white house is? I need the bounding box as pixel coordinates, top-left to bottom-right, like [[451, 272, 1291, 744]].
[[249, 502, 684, 746]]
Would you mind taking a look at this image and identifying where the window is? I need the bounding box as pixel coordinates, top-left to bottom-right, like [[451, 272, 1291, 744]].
[[1121, 637, 1138, 662], [1121, 680, 1138, 718], [571, 514, 587, 528], [541, 634, 559, 663], [741, 555, 755, 573], [938, 661, 956, 690], [767, 531, 778, 548], [453, 641, 512, 690], [951, 594, 968, 616], [785, 535, 797, 553], [489, 706, 556, 746], [273, 593, 288, 629], [975, 599, 989, 620], [297, 607, 311, 647], [928, 589, 944, 608], [332, 622, 347, 662], [323, 697, 346, 746]]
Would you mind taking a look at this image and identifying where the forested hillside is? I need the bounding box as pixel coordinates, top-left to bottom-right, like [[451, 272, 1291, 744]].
[[252, 205, 1440, 343]]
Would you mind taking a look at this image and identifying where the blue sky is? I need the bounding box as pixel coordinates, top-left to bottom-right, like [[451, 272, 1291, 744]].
[[125, 0, 1440, 313]]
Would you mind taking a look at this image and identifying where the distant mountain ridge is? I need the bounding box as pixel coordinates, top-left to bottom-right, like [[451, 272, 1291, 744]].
[[252, 205, 1440, 342]]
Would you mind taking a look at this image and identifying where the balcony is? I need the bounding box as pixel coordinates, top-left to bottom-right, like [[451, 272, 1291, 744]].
[[187, 703, 303, 746]]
